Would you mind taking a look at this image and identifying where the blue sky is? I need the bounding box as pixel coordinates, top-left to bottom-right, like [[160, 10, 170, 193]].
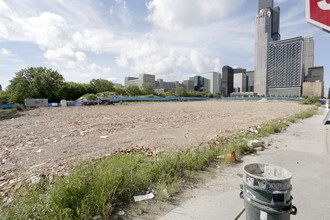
[[0, 0, 329, 93]]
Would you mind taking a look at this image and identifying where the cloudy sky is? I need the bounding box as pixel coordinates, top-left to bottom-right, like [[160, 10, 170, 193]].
[[0, 0, 329, 92]]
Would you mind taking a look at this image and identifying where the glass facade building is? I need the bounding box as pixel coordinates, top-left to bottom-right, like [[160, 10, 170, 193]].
[[267, 37, 304, 96]]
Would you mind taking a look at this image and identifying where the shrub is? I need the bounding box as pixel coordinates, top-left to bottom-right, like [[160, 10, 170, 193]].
[[84, 93, 98, 101], [300, 96, 321, 105]]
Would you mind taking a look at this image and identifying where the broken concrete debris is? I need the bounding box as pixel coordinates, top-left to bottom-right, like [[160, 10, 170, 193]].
[[134, 192, 155, 202], [247, 140, 264, 148]]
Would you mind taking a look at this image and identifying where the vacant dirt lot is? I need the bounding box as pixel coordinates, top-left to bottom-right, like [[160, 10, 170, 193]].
[[0, 100, 311, 196]]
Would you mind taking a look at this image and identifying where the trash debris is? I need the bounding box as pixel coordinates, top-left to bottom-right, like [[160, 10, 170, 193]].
[[248, 140, 264, 148], [134, 193, 155, 202], [29, 176, 44, 186], [162, 189, 170, 198], [92, 215, 102, 220], [36, 149, 43, 153], [216, 151, 236, 161], [108, 202, 113, 216], [117, 210, 125, 216], [29, 163, 46, 169], [151, 189, 158, 195], [100, 135, 108, 139]]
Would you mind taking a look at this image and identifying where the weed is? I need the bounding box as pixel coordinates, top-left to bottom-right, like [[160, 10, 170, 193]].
[[300, 96, 321, 105]]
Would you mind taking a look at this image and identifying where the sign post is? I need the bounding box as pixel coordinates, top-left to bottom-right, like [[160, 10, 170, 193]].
[[306, 0, 330, 32]]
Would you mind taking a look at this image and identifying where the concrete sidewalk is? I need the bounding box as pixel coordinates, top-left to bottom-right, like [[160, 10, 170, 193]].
[[159, 109, 330, 220]]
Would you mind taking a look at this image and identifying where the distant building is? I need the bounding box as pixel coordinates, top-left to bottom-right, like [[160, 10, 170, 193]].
[[304, 66, 324, 97], [189, 76, 210, 92], [233, 68, 247, 93], [201, 72, 221, 94], [305, 66, 324, 83], [267, 37, 305, 97], [221, 66, 234, 97], [125, 77, 139, 87], [246, 71, 254, 92], [254, 0, 324, 97], [182, 80, 194, 91], [328, 88, 330, 99], [303, 37, 315, 77], [254, 0, 280, 96], [114, 83, 124, 88], [124, 74, 156, 88]]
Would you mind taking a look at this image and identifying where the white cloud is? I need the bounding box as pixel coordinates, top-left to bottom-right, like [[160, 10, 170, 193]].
[[1, 48, 15, 56], [23, 12, 70, 49], [80, 73, 91, 78], [275, 0, 289, 3], [108, 77, 117, 82], [146, 0, 245, 30], [111, 0, 131, 25], [44, 47, 86, 68], [116, 54, 129, 67], [89, 63, 111, 75]]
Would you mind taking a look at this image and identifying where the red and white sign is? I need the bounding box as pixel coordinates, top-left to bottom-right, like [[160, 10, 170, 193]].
[[306, 0, 330, 32]]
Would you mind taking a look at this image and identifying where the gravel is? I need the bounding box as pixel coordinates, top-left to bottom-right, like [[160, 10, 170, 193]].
[[0, 100, 311, 198]]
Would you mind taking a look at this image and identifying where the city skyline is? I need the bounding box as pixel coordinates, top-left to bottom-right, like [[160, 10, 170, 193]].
[[0, 0, 329, 93]]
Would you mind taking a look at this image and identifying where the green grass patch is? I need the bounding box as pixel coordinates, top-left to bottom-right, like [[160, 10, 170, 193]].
[[299, 96, 321, 106], [0, 107, 319, 219]]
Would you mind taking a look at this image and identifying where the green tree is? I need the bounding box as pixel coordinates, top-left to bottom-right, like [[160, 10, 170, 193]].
[[59, 82, 95, 101], [90, 79, 114, 93], [7, 67, 64, 103], [113, 86, 128, 96], [125, 85, 142, 96], [142, 83, 155, 95], [0, 91, 10, 104], [175, 86, 187, 97]]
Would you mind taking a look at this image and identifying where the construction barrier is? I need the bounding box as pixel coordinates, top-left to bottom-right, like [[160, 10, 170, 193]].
[[0, 97, 306, 109]]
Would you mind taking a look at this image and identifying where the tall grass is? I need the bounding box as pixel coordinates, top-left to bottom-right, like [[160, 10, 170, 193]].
[[1, 107, 319, 219]]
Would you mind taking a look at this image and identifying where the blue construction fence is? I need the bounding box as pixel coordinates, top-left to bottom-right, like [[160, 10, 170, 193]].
[[0, 97, 327, 109]]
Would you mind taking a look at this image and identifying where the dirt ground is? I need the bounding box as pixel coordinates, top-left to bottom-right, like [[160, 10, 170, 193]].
[[0, 100, 311, 198]]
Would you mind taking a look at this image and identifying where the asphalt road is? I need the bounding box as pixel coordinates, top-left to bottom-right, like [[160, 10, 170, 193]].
[[159, 108, 330, 220]]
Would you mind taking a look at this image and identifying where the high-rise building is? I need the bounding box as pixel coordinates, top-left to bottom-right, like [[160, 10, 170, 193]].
[[221, 66, 234, 97], [254, 0, 323, 97], [201, 72, 221, 94], [233, 68, 247, 93], [254, 0, 280, 96], [246, 71, 255, 92], [182, 80, 194, 91], [267, 37, 304, 96], [303, 37, 314, 77]]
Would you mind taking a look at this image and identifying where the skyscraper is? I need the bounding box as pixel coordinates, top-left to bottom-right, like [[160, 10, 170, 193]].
[[254, 0, 323, 97], [267, 37, 304, 96], [221, 66, 234, 97], [254, 0, 280, 96]]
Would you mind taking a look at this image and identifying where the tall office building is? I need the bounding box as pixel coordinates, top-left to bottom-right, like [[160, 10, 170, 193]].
[[201, 72, 221, 94], [303, 37, 315, 77], [254, 0, 280, 96], [233, 68, 247, 93], [246, 71, 255, 92], [221, 66, 234, 97], [267, 37, 304, 96]]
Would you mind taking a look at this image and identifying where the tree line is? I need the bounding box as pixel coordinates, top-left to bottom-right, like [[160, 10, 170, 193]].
[[0, 67, 219, 104]]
